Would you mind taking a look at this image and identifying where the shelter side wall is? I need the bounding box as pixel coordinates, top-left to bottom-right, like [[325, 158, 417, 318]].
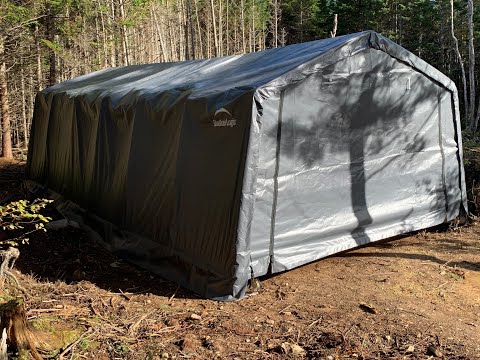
[[117, 91, 254, 299], [249, 48, 463, 274], [26, 88, 254, 300], [27, 91, 136, 218]]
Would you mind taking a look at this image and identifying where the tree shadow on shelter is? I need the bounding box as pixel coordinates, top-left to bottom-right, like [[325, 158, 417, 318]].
[[266, 50, 451, 247]]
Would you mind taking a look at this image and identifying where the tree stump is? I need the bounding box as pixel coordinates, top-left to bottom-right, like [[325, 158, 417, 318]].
[[0, 329, 7, 360], [0, 299, 42, 360]]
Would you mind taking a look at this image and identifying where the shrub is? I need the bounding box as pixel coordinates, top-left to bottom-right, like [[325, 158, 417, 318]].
[[0, 199, 53, 248]]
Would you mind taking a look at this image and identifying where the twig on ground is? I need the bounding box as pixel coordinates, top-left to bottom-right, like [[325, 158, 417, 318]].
[[58, 327, 93, 360], [343, 324, 355, 339], [398, 308, 428, 318], [26, 308, 63, 315], [128, 313, 151, 335], [169, 285, 180, 302], [118, 289, 132, 301], [279, 305, 292, 314], [145, 326, 179, 336], [441, 259, 453, 268], [308, 318, 322, 328]]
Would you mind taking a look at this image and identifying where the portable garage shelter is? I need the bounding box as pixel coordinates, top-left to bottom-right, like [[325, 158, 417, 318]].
[[27, 30, 467, 300]]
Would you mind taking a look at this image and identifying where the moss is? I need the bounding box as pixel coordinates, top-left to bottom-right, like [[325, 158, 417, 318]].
[[0, 294, 16, 302], [31, 316, 85, 354], [113, 341, 130, 356], [31, 315, 57, 331], [78, 337, 98, 352], [60, 328, 84, 346], [14, 349, 31, 360]]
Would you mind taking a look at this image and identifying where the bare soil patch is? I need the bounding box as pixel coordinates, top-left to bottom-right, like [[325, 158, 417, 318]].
[[0, 159, 479, 359]]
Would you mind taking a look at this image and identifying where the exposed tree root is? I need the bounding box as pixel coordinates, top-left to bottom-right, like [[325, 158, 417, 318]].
[[0, 247, 28, 295]]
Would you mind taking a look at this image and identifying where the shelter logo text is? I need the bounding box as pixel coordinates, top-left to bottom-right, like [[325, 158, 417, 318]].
[[212, 108, 237, 127]]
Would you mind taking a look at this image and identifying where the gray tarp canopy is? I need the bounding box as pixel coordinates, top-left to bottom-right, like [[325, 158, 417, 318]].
[[27, 30, 467, 300]]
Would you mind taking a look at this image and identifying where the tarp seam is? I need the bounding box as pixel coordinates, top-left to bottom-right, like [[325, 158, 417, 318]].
[[437, 89, 449, 219], [268, 90, 285, 268]]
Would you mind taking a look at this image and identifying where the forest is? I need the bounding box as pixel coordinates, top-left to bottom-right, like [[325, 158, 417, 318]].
[[1, 0, 480, 159]]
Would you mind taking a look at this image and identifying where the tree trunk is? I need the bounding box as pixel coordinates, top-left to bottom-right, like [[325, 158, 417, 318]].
[[46, 7, 57, 87], [252, 0, 255, 51], [119, 0, 130, 66], [0, 39, 13, 160], [467, 0, 475, 129], [226, 0, 229, 55], [233, 7, 237, 54], [109, 0, 117, 67], [300, 1, 303, 42], [187, 0, 195, 59], [151, 3, 168, 62], [219, 0, 223, 56], [177, 0, 185, 60], [210, 0, 219, 56], [34, 25, 43, 91], [98, 0, 108, 67], [168, 19, 176, 60], [182, 0, 189, 60], [207, 5, 212, 57], [194, 0, 203, 58], [241, 0, 246, 52], [28, 74, 34, 136], [272, 0, 278, 48], [331, 14, 338, 38], [450, 0, 468, 127], [20, 66, 28, 149]]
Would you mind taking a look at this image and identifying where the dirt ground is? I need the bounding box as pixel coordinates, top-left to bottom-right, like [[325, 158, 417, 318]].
[[0, 159, 479, 360]]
